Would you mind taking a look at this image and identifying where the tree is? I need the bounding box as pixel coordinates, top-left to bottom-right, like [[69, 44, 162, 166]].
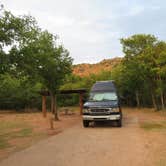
[[0, 9, 73, 118], [120, 34, 166, 109], [120, 34, 157, 108], [145, 41, 166, 109], [0, 9, 39, 74], [17, 31, 73, 120]]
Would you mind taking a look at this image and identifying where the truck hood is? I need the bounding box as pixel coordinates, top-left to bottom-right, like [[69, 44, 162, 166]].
[[83, 101, 118, 108]]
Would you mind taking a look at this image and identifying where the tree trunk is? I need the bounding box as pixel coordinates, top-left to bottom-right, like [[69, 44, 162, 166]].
[[135, 91, 140, 108], [151, 93, 157, 111], [51, 94, 54, 114], [160, 92, 165, 110], [50, 92, 59, 121], [79, 93, 83, 115], [42, 95, 47, 117], [54, 95, 59, 120], [159, 75, 165, 110]]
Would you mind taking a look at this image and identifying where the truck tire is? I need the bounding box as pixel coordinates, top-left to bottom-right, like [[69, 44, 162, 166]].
[[117, 119, 122, 127], [83, 120, 89, 127]]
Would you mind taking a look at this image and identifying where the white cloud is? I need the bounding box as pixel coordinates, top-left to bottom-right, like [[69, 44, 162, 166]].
[[128, 5, 145, 16], [2, 0, 166, 64]]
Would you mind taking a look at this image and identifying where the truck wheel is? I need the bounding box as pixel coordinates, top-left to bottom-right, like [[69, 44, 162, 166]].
[[83, 120, 89, 127], [117, 119, 122, 127]]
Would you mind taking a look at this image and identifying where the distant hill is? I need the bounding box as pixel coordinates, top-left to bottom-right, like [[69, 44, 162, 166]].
[[73, 57, 122, 77]]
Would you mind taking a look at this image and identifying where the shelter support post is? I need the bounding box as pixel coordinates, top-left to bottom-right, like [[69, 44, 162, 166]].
[[79, 93, 83, 115], [42, 95, 47, 117]]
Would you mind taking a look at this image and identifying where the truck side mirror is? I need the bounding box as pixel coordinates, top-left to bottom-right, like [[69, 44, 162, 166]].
[[119, 95, 124, 100], [82, 99, 87, 103]]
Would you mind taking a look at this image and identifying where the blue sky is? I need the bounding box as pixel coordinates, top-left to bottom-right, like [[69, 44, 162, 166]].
[[2, 0, 166, 64]]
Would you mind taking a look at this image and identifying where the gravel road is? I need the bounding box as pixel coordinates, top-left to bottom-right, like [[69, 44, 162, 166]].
[[0, 110, 159, 166]]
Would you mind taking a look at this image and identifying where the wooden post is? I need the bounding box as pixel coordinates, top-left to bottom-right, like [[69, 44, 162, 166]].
[[42, 95, 47, 117], [79, 93, 83, 115], [49, 117, 54, 130]]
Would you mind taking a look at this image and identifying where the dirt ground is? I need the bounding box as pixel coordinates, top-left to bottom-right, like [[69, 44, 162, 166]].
[[0, 107, 81, 161], [0, 108, 166, 166]]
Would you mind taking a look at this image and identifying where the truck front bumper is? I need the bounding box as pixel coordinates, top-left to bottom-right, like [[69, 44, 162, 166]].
[[83, 114, 121, 121]]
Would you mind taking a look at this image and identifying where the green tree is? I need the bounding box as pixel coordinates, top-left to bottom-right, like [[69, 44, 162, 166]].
[[142, 41, 166, 109], [120, 34, 157, 107], [0, 9, 73, 118], [0, 9, 39, 74], [17, 31, 73, 120]]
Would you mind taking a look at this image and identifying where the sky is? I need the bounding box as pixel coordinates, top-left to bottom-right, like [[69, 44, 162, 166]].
[[2, 0, 166, 64]]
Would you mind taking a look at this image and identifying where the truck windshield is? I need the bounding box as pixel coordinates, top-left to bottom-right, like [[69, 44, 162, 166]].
[[89, 92, 117, 101]]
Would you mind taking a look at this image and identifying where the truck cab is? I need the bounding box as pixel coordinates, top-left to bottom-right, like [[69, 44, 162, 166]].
[[82, 81, 122, 127]]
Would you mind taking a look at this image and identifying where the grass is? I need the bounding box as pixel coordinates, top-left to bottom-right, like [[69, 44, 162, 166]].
[[0, 112, 54, 161], [14, 128, 33, 138], [0, 138, 10, 149], [0, 121, 25, 131], [140, 121, 166, 131], [157, 159, 166, 166], [0, 120, 33, 149]]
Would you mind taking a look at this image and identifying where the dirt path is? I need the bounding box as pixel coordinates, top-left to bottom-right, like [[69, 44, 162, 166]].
[[0, 109, 166, 166]]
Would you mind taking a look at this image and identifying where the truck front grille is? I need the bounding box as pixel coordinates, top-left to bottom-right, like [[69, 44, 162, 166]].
[[91, 109, 109, 113], [90, 108, 110, 116]]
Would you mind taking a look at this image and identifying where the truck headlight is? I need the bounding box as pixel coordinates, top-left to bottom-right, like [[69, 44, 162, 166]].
[[109, 108, 119, 112], [83, 108, 91, 113]]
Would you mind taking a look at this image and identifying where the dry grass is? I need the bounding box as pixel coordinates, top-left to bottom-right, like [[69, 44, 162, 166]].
[[140, 121, 166, 131], [0, 138, 9, 149], [136, 108, 166, 131], [0, 119, 41, 160], [157, 159, 166, 166], [0, 107, 165, 163], [0, 107, 80, 161]]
